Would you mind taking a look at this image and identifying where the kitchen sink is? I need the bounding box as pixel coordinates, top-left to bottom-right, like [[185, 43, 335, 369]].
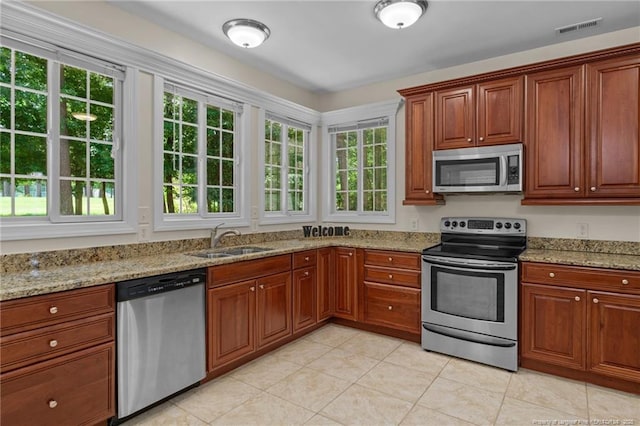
[[189, 246, 273, 259]]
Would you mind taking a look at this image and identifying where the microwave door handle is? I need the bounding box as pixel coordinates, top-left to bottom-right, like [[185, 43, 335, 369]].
[[499, 155, 508, 187]]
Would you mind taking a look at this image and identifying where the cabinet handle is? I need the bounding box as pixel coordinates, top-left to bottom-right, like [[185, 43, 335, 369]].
[[590, 187, 596, 192], [622, 279, 629, 285], [259, 285, 264, 290], [49, 339, 58, 348], [388, 274, 393, 279], [49, 306, 58, 314], [467, 138, 472, 143], [48, 400, 58, 409], [574, 296, 580, 302], [593, 298, 599, 304], [305, 271, 309, 276], [250, 286, 255, 292], [388, 305, 393, 310], [549, 272, 555, 278], [479, 137, 484, 141], [304, 256, 310, 261], [574, 187, 580, 192]]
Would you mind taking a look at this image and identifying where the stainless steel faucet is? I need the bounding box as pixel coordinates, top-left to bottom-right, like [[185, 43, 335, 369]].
[[211, 223, 241, 248]]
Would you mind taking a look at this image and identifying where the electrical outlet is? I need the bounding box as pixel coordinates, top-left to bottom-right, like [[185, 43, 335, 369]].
[[138, 207, 150, 224], [410, 218, 419, 231], [139, 225, 150, 242], [577, 223, 589, 239], [251, 206, 258, 219]]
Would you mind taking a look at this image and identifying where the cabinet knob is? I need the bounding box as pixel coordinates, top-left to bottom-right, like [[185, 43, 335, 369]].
[[250, 286, 255, 292], [590, 187, 596, 192], [49, 306, 58, 314], [425, 190, 430, 194], [48, 400, 58, 409], [467, 138, 472, 143], [574, 296, 580, 302], [259, 284, 264, 290], [305, 271, 309, 276], [49, 339, 58, 348], [388, 274, 393, 279], [304, 256, 310, 261], [593, 298, 599, 304], [549, 272, 555, 278], [479, 137, 484, 141], [388, 305, 393, 310], [388, 257, 393, 262], [574, 187, 580, 192], [622, 279, 629, 285], [348, 252, 353, 257]]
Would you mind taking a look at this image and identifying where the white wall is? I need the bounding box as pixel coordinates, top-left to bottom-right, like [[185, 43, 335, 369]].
[[3, 2, 639, 254]]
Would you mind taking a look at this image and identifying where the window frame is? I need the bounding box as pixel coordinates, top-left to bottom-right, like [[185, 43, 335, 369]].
[[258, 108, 317, 225], [321, 100, 399, 224], [0, 36, 138, 241], [153, 76, 251, 231]]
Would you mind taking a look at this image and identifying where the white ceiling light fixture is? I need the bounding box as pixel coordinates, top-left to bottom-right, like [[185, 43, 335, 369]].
[[223, 19, 271, 48], [374, 0, 428, 29]]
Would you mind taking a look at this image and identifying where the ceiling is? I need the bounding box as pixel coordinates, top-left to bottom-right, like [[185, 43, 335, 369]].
[[111, 1, 640, 94]]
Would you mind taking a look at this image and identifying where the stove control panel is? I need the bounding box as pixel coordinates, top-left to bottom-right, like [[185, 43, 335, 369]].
[[441, 217, 526, 234]]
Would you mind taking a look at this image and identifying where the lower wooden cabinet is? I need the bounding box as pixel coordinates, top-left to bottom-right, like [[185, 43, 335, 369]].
[[521, 262, 640, 391], [256, 272, 292, 348], [293, 266, 317, 333], [317, 247, 335, 321], [334, 247, 359, 321]]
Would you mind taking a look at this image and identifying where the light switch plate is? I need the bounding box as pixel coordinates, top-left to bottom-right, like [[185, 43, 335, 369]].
[[577, 223, 589, 239], [410, 218, 419, 231]]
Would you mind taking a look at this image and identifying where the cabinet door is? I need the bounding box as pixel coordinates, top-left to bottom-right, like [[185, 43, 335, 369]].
[[362, 282, 421, 333], [521, 283, 586, 370], [435, 86, 474, 150], [292, 266, 316, 333], [317, 248, 335, 321], [256, 272, 292, 348], [477, 77, 523, 146], [208, 281, 256, 371], [334, 247, 358, 321], [524, 66, 584, 199], [588, 291, 640, 383], [404, 94, 442, 204], [587, 57, 640, 198]]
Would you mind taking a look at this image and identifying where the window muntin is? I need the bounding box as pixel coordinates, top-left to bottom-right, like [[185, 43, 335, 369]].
[[264, 116, 309, 216], [162, 84, 239, 219], [0, 44, 122, 220], [331, 122, 389, 215]]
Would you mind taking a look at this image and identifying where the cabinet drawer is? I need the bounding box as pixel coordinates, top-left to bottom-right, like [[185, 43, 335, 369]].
[[293, 250, 317, 269], [364, 266, 421, 288], [522, 262, 640, 293], [363, 282, 421, 333], [1, 313, 115, 373], [0, 285, 115, 336], [0, 343, 115, 426], [209, 254, 292, 287], [364, 250, 421, 270]]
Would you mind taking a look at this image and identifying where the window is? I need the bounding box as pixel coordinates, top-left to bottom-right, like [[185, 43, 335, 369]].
[[322, 100, 398, 224], [0, 36, 133, 240], [156, 80, 247, 229], [263, 113, 310, 218]]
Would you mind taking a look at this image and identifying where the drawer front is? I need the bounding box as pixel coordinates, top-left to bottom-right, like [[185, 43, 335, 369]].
[[363, 282, 421, 333], [293, 250, 317, 269], [1, 343, 115, 426], [364, 250, 421, 271], [0, 285, 115, 336], [1, 313, 115, 373], [522, 262, 640, 293], [209, 254, 292, 287], [364, 266, 421, 288]]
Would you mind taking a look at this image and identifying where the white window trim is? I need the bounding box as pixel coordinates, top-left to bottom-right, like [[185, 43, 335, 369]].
[[257, 108, 318, 225], [320, 99, 400, 225], [152, 76, 251, 231]]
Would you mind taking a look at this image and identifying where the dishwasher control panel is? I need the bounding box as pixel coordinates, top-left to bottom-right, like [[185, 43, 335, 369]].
[[117, 269, 206, 301]]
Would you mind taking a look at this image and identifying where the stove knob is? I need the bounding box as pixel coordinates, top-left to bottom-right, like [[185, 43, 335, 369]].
[[514, 222, 521, 230], [451, 221, 458, 227], [495, 222, 503, 229], [459, 221, 466, 228], [444, 220, 451, 227], [504, 222, 512, 229]]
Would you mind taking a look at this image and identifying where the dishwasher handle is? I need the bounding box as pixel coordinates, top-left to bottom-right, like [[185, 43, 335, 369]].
[[117, 269, 206, 302]]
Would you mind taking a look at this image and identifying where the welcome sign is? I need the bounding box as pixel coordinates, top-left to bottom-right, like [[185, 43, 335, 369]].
[[302, 225, 350, 238]]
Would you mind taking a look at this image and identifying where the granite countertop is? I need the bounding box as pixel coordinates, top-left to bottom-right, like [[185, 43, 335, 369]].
[[519, 249, 640, 271], [0, 238, 432, 301]]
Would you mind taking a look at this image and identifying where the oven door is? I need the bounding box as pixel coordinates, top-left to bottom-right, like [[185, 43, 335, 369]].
[[422, 255, 518, 340]]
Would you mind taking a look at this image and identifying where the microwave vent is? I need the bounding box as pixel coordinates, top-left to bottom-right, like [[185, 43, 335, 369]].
[[555, 18, 602, 35]]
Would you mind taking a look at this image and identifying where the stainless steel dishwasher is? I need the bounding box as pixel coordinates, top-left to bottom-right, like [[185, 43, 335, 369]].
[[115, 269, 206, 423]]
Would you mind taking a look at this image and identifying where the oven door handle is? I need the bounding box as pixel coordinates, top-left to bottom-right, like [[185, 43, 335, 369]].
[[422, 255, 517, 271], [423, 323, 516, 348]]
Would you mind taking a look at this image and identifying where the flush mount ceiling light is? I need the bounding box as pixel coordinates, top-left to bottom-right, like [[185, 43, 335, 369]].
[[374, 0, 428, 29], [71, 112, 97, 121], [223, 19, 271, 48]]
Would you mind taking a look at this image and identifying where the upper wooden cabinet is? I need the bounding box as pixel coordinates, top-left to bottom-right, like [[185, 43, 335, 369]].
[[435, 77, 523, 150], [403, 93, 444, 205]]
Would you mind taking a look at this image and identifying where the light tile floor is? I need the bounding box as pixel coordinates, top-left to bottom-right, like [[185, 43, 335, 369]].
[[124, 324, 640, 426]]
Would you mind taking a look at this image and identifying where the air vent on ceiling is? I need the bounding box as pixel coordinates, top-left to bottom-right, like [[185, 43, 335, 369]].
[[555, 18, 602, 35]]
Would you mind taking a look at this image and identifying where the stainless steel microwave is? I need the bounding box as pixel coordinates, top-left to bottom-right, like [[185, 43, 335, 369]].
[[432, 143, 523, 193]]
